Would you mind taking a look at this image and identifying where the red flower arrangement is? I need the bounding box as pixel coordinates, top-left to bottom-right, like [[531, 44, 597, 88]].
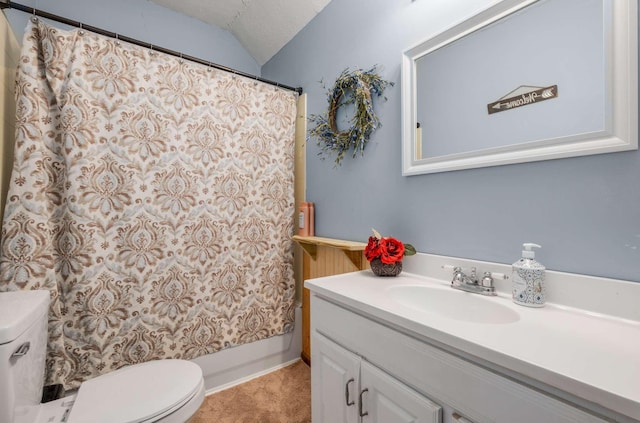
[[364, 229, 416, 264]]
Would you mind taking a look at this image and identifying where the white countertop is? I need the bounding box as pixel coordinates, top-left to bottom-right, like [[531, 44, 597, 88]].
[[305, 270, 640, 421]]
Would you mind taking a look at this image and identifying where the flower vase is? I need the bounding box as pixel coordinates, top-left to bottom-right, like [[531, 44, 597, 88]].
[[370, 258, 402, 277]]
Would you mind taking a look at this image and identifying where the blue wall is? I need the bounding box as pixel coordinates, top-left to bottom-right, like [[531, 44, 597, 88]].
[[263, 0, 640, 282], [4, 0, 259, 75], [4, 0, 639, 282]]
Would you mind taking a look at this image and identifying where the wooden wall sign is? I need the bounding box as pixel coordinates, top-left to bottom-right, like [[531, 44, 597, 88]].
[[488, 85, 558, 115]]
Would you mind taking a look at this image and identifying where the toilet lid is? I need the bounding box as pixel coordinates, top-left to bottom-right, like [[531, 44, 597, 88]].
[[67, 359, 203, 423]]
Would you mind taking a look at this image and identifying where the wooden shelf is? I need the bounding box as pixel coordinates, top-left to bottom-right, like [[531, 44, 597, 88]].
[[294, 235, 370, 365], [292, 235, 367, 267]]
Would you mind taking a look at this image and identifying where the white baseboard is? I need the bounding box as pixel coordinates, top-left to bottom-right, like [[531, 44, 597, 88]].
[[191, 304, 302, 392], [204, 357, 303, 396]]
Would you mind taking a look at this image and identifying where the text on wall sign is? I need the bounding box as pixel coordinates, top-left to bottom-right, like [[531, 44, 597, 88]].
[[487, 85, 558, 115]]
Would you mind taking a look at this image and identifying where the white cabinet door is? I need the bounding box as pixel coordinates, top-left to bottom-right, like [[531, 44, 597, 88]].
[[360, 361, 441, 423], [312, 333, 360, 423]]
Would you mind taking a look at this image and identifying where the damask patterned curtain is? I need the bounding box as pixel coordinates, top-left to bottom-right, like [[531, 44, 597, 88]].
[[0, 20, 298, 388]]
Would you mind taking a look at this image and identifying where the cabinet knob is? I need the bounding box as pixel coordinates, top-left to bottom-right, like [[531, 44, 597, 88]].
[[345, 378, 355, 406], [359, 388, 369, 417]]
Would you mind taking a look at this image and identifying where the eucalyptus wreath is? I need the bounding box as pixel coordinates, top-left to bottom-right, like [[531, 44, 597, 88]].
[[309, 67, 393, 166]]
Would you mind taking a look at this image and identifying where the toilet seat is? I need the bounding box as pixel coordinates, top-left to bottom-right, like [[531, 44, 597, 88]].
[[66, 359, 204, 423]]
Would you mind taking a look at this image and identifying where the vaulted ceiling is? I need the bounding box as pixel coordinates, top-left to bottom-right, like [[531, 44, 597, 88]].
[[149, 0, 332, 65]]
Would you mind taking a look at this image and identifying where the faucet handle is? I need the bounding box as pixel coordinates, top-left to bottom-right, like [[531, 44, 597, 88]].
[[481, 271, 494, 288], [480, 271, 509, 287], [488, 271, 509, 280], [441, 265, 472, 274], [451, 267, 464, 285], [441, 265, 462, 277]]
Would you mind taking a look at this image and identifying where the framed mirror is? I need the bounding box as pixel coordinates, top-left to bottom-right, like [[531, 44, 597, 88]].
[[401, 0, 637, 176]]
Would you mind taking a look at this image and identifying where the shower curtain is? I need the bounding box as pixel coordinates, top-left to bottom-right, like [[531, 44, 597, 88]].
[[0, 20, 298, 388]]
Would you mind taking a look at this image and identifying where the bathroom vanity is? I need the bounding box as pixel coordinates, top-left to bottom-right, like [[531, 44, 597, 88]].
[[305, 254, 640, 423]]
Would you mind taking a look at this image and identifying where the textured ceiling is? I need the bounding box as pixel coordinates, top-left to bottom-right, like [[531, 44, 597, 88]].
[[149, 0, 332, 65]]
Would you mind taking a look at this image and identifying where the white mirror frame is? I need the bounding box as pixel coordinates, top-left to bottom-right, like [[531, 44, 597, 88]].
[[401, 0, 638, 176]]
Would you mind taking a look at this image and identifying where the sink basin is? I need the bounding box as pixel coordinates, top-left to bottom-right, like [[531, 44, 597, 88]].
[[387, 284, 520, 324]]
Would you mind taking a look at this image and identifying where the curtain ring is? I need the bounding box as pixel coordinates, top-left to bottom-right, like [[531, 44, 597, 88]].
[[115, 33, 120, 46], [179, 53, 184, 64], [78, 22, 84, 36], [149, 45, 155, 56], [207, 62, 212, 72]]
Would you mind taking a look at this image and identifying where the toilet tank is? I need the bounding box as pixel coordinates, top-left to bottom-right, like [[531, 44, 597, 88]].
[[0, 290, 50, 423]]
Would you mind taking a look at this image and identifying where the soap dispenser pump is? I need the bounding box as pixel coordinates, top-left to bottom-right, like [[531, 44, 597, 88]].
[[512, 243, 546, 307]]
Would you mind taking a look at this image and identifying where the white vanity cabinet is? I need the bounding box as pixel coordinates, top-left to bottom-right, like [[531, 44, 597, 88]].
[[312, 331, 442, 423], [312, 331, 359, 423], [310, 293, 609, 423]]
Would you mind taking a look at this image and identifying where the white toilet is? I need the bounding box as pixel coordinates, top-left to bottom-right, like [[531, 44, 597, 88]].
[[0, 290, 206, 423]]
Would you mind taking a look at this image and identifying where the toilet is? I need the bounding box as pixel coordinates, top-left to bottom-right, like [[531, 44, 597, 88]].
[[0, 290, 206, 423]]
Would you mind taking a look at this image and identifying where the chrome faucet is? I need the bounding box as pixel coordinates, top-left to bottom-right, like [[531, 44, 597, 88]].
[[452, 266, 476, 286], [449, 266, 499, 296]]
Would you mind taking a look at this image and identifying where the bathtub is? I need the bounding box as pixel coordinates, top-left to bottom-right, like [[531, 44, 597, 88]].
[[192, 303, 302, 394]]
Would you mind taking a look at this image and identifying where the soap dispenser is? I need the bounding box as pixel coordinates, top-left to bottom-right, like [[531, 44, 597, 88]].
[[512, 243, 546, 307]]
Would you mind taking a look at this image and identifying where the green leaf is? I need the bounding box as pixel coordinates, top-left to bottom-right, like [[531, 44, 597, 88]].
[[404, 244, 416, 256]]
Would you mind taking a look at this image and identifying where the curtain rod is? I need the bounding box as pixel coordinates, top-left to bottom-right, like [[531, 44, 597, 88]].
[[0, 0, 303, 95]]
